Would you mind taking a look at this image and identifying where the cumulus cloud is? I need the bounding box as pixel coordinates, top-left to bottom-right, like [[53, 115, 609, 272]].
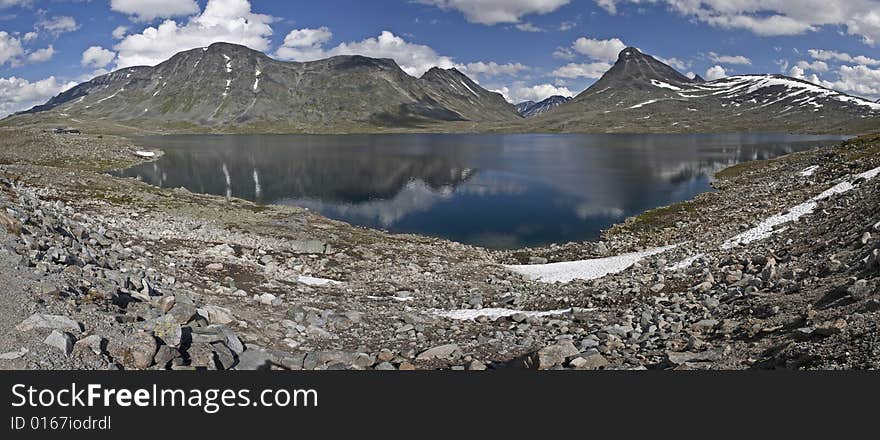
[[705, 65, 727, 80], [808, 49, 880, 66], [493, 83, 574, 103], [552, 62, 612, 79], [112, 26, 129, 40], [709, 52, 752, 65], [595, 0, 880, 44], [417, 0, 570, 25], [37, 16, 79, 35], [462, 61, 528, 77], [111, 0, 200, 22], [0, 76, 77, 118], [25, 45, 54, 63], [275, 29, 456, 77], [655, 55, 688, 70], [514, 22, 544, 32], [113, 0, 274, 69], [0, 31, 24, 66], [572, 37, 626, 61], [81, 46, 116, 68]]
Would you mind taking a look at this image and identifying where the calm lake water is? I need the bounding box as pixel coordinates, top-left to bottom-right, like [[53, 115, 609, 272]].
[[119, 133, 846, 249]]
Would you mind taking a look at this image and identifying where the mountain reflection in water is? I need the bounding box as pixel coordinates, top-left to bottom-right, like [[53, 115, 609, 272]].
[[117, 133, 846, 249]]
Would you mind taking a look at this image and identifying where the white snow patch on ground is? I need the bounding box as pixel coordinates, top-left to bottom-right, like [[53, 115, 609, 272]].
[[651, 79, 682, 91], [297, 275, 342, 287], [628, 99, 660, 109], [800, 165, 819, 177], [460, 80, 479, 97], [666, 253, 706, 271], [507, 245, 678, 283], [134, 151, 156, 158], [430, 308, 573, 321], [722, 166, 880, 249], [367, 295, 414, 302]]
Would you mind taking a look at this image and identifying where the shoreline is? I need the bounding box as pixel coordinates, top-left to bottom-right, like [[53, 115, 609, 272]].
[[1, 127, 878, 370]]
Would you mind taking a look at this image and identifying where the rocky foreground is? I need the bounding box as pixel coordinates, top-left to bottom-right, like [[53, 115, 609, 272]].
[[0, 129, 878, 370]]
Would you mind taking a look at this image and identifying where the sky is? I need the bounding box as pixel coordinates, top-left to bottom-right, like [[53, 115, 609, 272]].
[[1, 0, 880, 116]]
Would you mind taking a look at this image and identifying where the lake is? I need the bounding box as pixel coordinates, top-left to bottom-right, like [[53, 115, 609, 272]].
[[118, 133, 846, 249]]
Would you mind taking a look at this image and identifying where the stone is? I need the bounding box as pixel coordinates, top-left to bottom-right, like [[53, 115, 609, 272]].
[[258, 293, 278, 305], [73, 335, 104, 355], [290, 240, 327, 254], [168, 302, 196, 325], [235, 348, 273, 370], [468, 360, 488, 371], [131, 332, 158, 369], [157, 295, 176, 313], [206, 263, 223, 271], [44, 330, 75, 356], [569, 351, 608, 370], [211, 342, 237, 370], [0, 348, 29, 360], [691, 319, 718, 333], [16, 313, 81, 333], [666, 350, 722, 366], [375, 362, 396, 370], [848, 280, 873, 300], [814, 319, 847, 336], [198, 305, 235, 325], [188, 343, 216, 369], [153, 346, 180, 369], [534, 341, 579, 370], [416, 344, 461, 362], [0, 210, 22, 234], [153, 315, 182, 347], [377, 349, 394, 363], [529, 256, 548, 265]]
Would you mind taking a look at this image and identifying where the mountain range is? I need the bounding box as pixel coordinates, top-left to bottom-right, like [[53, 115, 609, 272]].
[[5, 43, 880, 134], [516, 96, 573, 118]]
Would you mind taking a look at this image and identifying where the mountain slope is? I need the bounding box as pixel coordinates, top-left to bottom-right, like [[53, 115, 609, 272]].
[[8, 42, 520, 131], [527, 47, 880, 134], [516, 95, 572, 117]]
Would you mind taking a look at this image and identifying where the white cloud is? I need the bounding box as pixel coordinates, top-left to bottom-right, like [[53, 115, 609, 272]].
[[571, 37, 626, 61], [552, 46, 575, 60], [552, 62, 612, 79], [515, 22, 544, 32], [82, 46, 117, 68], [0, 31, 23, 66], [111, 0, 200, 22], [655, 55, 688, 70], [705, 65, 727, 80], [22, 31, 37, 42], [709, 52, 752, 65], [112, 26, 129, 40], [417, 0, 570, 25], [275, 29, 456, 77], [25, 45, 54, 63], [463, 61, 528, 77], [795, 60, 829, 73], [808, 49, 880, 66], [834, 64, 880, 98], [493, 83, 574, 103], [113, 0, 275, 69], [37, 16, 79, 35], [0, 0, 31, 8], [595, 0, 880, 44], [0, 76, 77, 118]]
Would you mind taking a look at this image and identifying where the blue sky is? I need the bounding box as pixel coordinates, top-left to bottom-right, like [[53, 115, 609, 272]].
[[1, 0, 880, 116]]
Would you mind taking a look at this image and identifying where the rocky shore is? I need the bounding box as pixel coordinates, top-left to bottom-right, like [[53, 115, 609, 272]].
[[1, 128, 878, 370]]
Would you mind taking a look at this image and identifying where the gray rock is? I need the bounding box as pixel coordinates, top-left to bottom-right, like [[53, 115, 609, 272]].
[[666, 349, 722, 366], [534, 341, 579, 370], [16, 313, 81, 333], [848, 280, 873, 300], [153, 315, 182, 347], [153, 346, 180, 369], [44, 330, 75, 356], [73, 335, 104, 355], [197, 305, 236, 325], [0, 348, 29, 360], [416, 344, 461, 362], [235, 348, 273, 370], [168, 302, 197, 324], [569, 351, 608, 370], [289, 240, 327, 254]]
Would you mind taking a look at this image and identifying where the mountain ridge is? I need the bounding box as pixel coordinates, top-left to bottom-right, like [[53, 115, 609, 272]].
[[5, 43, 879, 134]]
